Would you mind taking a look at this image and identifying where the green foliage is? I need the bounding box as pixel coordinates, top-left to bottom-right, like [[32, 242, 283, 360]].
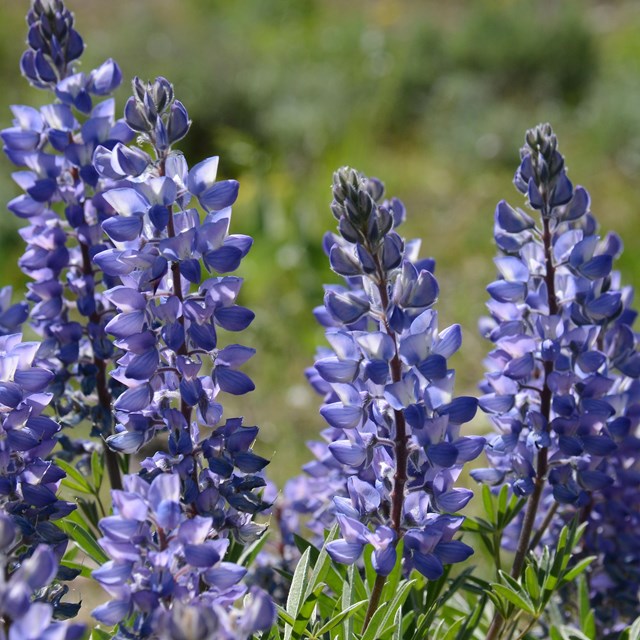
[[463, 485, 526, 576], [487, 520, 595, 638]]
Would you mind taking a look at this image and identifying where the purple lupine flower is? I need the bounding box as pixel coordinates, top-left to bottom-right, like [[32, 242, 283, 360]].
[[20, 0, 85, 90], [472, 124, 640, 623], [2, 0, 131, 489], [151, 587, 275, 640], [0, 333, 81, 627], [281, 168, 484, 582], [92, 78, 267, 521], [92, 76, 272, 637], [0, 288, 28, 337], [92, 474, 274, 639], [0, 516, 84, 640], [0, 333, 75, 550]]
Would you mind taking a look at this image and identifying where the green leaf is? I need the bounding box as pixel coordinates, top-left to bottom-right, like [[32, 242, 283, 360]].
[[482, 485, 496, 525], [56, 459, 92, 493], [361, 579, 415, 640], [442, 618, 465, 640], [91, 450, 104, 492], [391, 607, 404, 640], [286, 547, 311, 637], [382, 539, 405, 603], [497, 484, 509, 521], [293, 582, 325, 638], [454, 595, 487, 640], [550, 627, 564, 640], [62, 478, 92, 494], [559, 557, 595, 585], [557, 626, 595, 640], [491, 584, 536, 615], [314, 600, 367, 637], [363, 544, 377, 594], [305, 525, 338, 601], [626, 616, 640, 640], [277, 605, 296, 628], [57, 518, 108, 565], [524, 564, 540, 605], [342, 564, 358, 639], [90, 629, 112, 640]]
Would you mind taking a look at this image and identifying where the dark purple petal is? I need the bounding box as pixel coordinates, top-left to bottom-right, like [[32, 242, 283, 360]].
[[325, 289, 370, 325], [198, 180, 240, 211], [495, 200, 535, 232], [434, 540, 473, 564], [438, 396, 478, 424], [427, 442, 459, 468], [214, 306, 255, 331], [125, 349, 159, 380], [204, 245, 243, 273], [216, 367, 255, 395], [114, 384, 152, 412], [372, 544, 396, 576], [417, 354, 447, 380], [413, 552, 444, 580], [13, 367, 53, 392]]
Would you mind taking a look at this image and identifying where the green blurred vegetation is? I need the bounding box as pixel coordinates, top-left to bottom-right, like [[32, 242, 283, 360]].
[[1, 0, 639, 487]]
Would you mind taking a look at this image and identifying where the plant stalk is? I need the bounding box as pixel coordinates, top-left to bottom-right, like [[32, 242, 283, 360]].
[[487, 214, 557, 640], [363, 259, 409, 630]]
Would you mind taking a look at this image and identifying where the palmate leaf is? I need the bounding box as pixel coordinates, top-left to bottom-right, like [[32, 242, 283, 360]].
[[304, 525, 340, 602], [237, 531, 270, 568], [60, 559, 94, 579], [482, 484, 496, 524]]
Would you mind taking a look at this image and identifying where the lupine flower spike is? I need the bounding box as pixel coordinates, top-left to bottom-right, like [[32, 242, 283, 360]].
[[282, 168, 485, 626], [91, 76, 275, 638], [473, 124, 639, 634], [2, 0, 128, 491]]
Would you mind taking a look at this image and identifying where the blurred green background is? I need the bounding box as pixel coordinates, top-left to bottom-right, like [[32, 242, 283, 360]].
[[1, 0, 639, 488]]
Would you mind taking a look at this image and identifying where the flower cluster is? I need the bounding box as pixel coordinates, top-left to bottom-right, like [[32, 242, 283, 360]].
[[473, 124, 640, 621], [1, 0, 128, 479], [0, 333, 75, 555], [0, 332, 81, 630], [92, 473, 274, 638], [4, 2, 275, 636], [282, 168, 485, 579], [0, 514, 84, 640], [93, 76, 268, 516], [90, 75, 273, 637]]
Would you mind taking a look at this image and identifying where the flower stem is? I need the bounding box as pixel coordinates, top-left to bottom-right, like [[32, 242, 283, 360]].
[[363, 259, 408, 630], [487, 215, 557, 640]]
